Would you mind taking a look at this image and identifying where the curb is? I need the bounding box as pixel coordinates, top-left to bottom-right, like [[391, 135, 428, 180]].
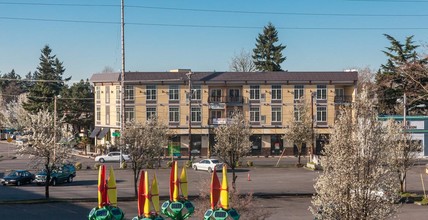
[[0, 193, 314, 205]]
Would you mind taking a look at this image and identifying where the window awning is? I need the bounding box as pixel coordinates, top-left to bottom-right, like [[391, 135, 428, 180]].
[[89, 127, 101, 138], [97, 128, 110, 139]]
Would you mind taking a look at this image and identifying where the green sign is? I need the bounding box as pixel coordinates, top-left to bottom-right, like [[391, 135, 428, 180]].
[[112, 131, 120, 137]]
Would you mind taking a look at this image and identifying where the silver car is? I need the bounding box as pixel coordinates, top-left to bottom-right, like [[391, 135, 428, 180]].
[[94, 151, 130, 163], [192, 159, 223, 172]]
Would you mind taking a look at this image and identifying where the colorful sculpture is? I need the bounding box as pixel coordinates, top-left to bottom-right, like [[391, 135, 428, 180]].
[[132, 170, 164, 220], [161, 161, 195, 220], [89, 165, 125, 220], [204, 165, 240, 220]]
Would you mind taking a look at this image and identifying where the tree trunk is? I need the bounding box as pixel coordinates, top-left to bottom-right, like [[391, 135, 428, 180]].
[[133, 166, 138, 197], [232, 167, 237, 192]]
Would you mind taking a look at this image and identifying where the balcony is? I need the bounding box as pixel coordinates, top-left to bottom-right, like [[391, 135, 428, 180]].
[[334, 95, 352, 104], [209, 118, 233, 125], [209, 96, 243, 104]]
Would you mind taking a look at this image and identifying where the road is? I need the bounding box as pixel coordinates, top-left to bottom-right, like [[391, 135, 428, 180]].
[[1, 142, 428, 219]]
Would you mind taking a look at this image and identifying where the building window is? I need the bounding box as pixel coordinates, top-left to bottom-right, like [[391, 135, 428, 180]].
[[271, 85, 282, 100], [317, 106, 327, 122], [169, 85, 179, 100], [105, 86, 110, 103], [125, 107, 134, 122], [271, 107, 282, 122], [96, 86, 100, 100], [210, 89, 222, 102], [116, 107, 120, 125], [294, 85, 304, 100], [250, 85, 260, 100], [146, 85, 157, 100], [105, 106, 110, 125], [96, 106, 101, 121], [294, 105, 302, 121], [317, 85, 327, 100], [146, 107, 156, 119], [169, 107, 179, 122], [191, 107, 201, 122], [125, 85, 134, 100], [116, 86, 120, 103], [192, 85, 201, 100], [250, 107, 260, 122]]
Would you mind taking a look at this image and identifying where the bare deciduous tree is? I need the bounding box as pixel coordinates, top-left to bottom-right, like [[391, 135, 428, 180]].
[[213, 110, 252, 190], [311, 90, 400, 220], [283, 99, 313, 166], [122, 117, 169, 197], [18, 109, 74, 199], [229, 49, 256, 72]]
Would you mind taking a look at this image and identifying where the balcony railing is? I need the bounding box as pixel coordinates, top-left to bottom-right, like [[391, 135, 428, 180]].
[[334, 95, 352, 104], [209, 96, 243, 104], [209, 118, 233, 125]]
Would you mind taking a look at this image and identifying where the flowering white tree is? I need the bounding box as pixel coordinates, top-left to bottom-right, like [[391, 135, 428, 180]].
[[283, 99, 313, 166], [18, 109, 73, 199], [213, 110, 252, 190], [0, 99, 28, 131], [122, 117, 169, 197], [311, 90, 400, 220]]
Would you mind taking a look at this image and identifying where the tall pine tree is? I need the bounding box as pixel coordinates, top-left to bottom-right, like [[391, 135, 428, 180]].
[[376, 34, 428, 115], [252, 22, 286, 71], [23, 45, 70, 113]]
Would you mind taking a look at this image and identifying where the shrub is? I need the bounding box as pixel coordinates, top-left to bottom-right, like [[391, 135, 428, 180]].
[[121, 162, 127, 169], [147, 161, 154, 169], [421, 197, 428, 205], [86, 165, 91, 170], [185, 160, 193, 168], [246, 161, 253, 167], [75, 162, 82, 170], [235, 161, 243, 167], [94, 163, 101, 170]]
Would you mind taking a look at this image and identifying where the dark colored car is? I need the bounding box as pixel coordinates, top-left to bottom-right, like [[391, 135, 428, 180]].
[[35, 164, 76, 186], [1, 170, 35, 186]]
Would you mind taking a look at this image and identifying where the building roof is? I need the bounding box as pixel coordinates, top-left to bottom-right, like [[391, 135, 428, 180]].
[[90, 71, 358, 84]]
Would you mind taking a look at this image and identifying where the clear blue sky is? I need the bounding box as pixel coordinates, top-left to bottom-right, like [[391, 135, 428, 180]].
[[1, 0, 428, 82]]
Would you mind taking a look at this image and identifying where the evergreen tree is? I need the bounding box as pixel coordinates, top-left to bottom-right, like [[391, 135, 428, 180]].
[[23, 45, 70, 113], [59, 80, 94, 135], [0, 69, 24, 104], [252, 22, 286, 71], [376, 34, 428, 115]]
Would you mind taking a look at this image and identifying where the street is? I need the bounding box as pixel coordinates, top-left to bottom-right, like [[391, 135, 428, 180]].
[[1, 142, 428, 219]]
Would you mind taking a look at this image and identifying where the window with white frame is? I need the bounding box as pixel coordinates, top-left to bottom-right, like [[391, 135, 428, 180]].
[[96, 106, 101, 121], [169, 107, 179, 122], [250, 107, 260, 122], [125, 107, 134, 122], [294, 105, 302, 121], [146, 107, 156, 119], [116, 107, 120, 125], [116, 86, 120, 103], [271, 85, 282, 100], [271, 107, 282, 122], [250, 85, 260, 100], [105, 86, 110, 103], [317, 106, 327, 122], [335, 88, 345, 102], [96, 86, 100, 100], [316, 85, 327, 100], [146, 85, 157, 100], [169, 85, 179, 100], [192, 85, 201, 100], [105, 106, 110, 125], [125, 85, 134, 100], [294, 85, 304, 100], [191, 107, 201, 122]]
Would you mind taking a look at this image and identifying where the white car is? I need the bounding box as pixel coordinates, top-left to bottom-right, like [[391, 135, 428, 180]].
[[192, 159, 223, 172], [95, 151, 130, 163]]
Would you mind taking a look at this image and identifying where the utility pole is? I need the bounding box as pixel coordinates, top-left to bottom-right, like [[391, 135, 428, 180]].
[[186, 72, 193, 161], [310, 92, 316, 163], [120, 0, 126, 166], [54, 96, 57, 161]]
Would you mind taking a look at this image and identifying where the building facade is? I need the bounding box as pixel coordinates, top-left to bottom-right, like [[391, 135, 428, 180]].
[[90, 70, 358, 157]]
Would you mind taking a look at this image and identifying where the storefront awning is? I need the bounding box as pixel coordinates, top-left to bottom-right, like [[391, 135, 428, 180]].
[[89, 127, 101, 138], [97, 128, 110, 139]]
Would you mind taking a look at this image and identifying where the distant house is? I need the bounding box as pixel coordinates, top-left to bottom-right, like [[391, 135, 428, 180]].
[[90, 70, 358, 157]]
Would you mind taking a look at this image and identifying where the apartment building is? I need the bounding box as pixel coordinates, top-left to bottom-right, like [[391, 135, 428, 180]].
[[90, 70, 358, 157]]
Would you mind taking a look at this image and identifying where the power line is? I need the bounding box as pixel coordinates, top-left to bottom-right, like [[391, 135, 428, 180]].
[[1, 2, 428, 17], [2, 16, 428, 30]]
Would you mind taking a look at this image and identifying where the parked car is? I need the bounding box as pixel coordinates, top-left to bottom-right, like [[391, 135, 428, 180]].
[[35, 164, 76, 186], [192, 159, 223, 172], [95, 151, 130, 163], [1, 170, 34, 186]]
